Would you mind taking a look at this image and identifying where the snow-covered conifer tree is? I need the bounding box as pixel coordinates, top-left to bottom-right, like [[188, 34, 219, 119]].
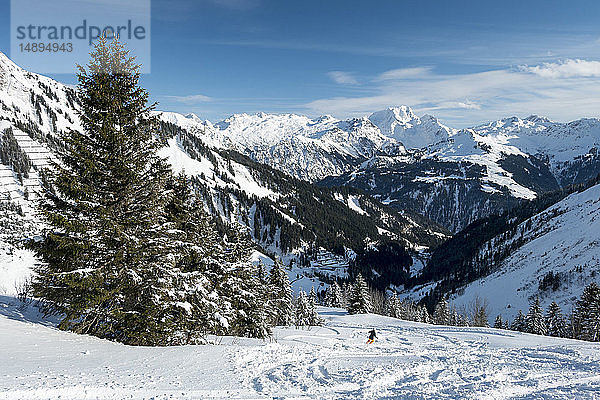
[[222, 224, 271, 338], [164, 173, 228, 342], [493, 315, 504, 329], [433, 295, 450, 325], [420, 306, 432, 324], [295, 289, 311, 327], [267, 259, 293, 326], [511, 310, 526, 332], [324, 281, 344, 308], [387, 294, 401, 319], [526, 297, 547, 336], [545, 301, 567, 338], [30, 36, 184, 345], [347, 274, 372, 314], [572, 282, 600, 341]]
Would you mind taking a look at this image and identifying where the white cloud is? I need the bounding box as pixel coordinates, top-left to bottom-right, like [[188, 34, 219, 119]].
[[524, 59, 600, 78], [376, 67, 432, 81], [305, 60, 600, 126], [437, 100, 482, 110], [165, 94, 212, 103], [327, 71, 358, 85]]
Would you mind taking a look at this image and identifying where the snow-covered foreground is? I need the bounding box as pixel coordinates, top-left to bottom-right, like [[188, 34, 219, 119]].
[[2, 301, 600, 399]]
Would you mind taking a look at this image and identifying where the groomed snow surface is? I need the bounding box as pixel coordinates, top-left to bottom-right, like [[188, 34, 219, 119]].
[[2, 301, 600, 399]]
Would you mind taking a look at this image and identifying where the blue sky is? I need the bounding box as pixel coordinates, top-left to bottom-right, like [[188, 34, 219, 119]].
[[2, 0, 600, 126]]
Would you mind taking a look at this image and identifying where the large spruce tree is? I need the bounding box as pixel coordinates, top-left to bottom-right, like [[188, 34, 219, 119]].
[[31, 37, 183, 345]]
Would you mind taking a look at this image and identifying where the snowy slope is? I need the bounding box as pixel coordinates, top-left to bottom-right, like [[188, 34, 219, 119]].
[[448, 182, 600, 322], [0, 52, 81, 136], [2, 302, 600, 399]]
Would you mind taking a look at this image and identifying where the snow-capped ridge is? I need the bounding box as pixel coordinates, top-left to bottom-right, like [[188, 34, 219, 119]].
[[368, 106, 454, 149]]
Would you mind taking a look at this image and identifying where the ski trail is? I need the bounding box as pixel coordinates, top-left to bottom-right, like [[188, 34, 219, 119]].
[[233, 315, 600, 399]]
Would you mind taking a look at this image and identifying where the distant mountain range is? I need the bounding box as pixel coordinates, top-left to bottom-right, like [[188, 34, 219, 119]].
[[158, 104, 600, 232]]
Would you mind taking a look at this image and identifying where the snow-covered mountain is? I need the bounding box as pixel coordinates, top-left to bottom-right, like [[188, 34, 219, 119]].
[[2, 49, 600, 308], [473, 115, 600, 186], [322, 114, 600, 231], [368, 105, 454, 149], [158, 105, 599, 232], [451, 180, 600, 321], [0, 52, 81, 137], [160, 110, 406, 182]]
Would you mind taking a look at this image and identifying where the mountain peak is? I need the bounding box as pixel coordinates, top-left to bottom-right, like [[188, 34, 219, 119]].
[[184, 113, 202, 122], [525, 115, 551, 123], [369, 106, 417, 126], [368, 106, 453, 149], [389, 105, 417, 121]]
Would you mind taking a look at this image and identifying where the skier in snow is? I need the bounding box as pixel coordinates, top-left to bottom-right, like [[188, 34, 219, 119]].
[[366, 329, 377, 344]]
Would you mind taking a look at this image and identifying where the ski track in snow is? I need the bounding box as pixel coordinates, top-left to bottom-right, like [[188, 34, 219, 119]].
[[2, 304, 600, 400], [235, 318, 600, 399]]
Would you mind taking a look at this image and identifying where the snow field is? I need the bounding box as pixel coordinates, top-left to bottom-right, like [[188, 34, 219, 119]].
[[2, 303, 600, 399]]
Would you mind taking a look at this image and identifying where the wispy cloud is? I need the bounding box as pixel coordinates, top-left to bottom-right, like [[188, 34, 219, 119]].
[[164, 94, 213, 104], [523, 59, 600, 78], [327, 71, 358, 85], [305, 59, 600, 126], [375, 67, 432, 81]]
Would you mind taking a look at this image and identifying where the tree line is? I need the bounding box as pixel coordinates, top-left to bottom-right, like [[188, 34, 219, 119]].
[[497, 283, 600, 342], [326, 275, 600, 343]]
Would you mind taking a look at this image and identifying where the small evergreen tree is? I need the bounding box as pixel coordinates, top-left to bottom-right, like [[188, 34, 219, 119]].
[[267, 259, 294, 326], [433, 295, 450, 325], [324, 281, 344, 308], [457, 313, 470, 327], [295, 289, 311, 327], [572, 282, 600, 341], [449, 309, 460, 326], [387, 294, 401, 319], [419, 305, 432, 324], [511, 310, 526, 332], [526, 297, 547, 336], [545, 301, 567, 338], [493, 315, 504, 329], [222, 225, 270, 338], [347, 274, 372, 314]]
